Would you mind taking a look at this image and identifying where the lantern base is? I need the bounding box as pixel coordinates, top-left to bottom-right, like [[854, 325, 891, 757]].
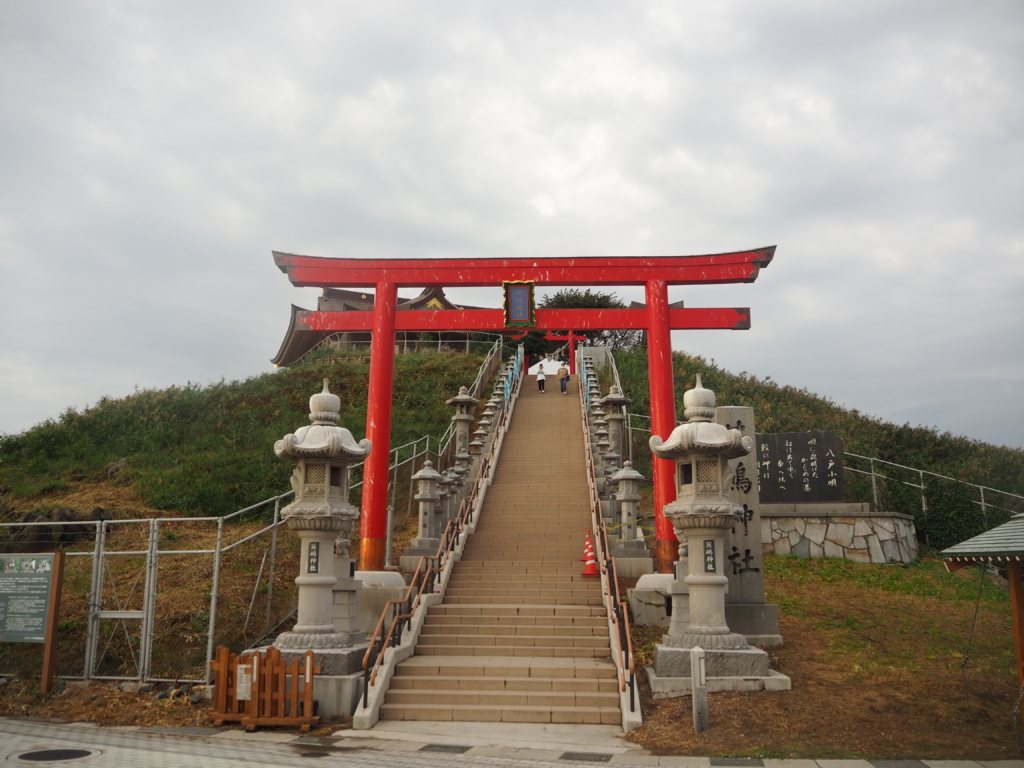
[[275, 644, 368, 677], [274, 628, 364, 651], [653, 643, 770, 679], [645, 664, 791, 699]]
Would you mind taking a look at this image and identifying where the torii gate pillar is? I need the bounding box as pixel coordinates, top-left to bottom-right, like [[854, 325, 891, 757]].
[[360, 281, 397, 570], [646, 280, 679, 570]]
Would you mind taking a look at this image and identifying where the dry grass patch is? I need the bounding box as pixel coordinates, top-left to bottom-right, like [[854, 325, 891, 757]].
[[626, 554, 1020, 759]]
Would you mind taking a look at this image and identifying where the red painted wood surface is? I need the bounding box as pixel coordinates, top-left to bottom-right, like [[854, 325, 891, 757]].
[[274, 248, 775, 288], [294, 307, 751, 333], [362, 281, 397, 570], [645, 280, 679, 572]]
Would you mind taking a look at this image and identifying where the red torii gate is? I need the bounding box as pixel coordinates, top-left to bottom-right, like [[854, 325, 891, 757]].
[[273, 248, 775, 573]]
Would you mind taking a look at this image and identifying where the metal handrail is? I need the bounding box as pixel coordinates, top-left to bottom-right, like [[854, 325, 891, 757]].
[[616, 381, 1023, 524], [360, 349, 524, 707], [578, 348, 636, 712]]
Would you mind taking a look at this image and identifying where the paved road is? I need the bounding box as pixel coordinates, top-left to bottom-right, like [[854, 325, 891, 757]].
[[2, 719, 1022, 768]]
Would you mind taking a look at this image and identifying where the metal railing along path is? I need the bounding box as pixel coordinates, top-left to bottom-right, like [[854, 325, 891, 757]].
[[578, 348, 640, 731]]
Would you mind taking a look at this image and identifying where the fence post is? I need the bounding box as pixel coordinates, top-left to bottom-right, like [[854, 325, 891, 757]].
[[920, 470, 927, 520], [870, 458, 879, 512], [385, 504, 395, 568], [206, 517, 225, 685], [980, 486, 987, 528], [83, 519, 105, 681], [141, 518, 159, 680], [264, 498, 280, 638]]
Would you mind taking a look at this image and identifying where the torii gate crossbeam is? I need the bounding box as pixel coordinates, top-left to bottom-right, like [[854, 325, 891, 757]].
[[273, 248, 775, 573]]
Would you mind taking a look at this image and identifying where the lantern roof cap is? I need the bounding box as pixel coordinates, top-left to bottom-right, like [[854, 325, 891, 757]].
[[412, 459, 443, 482], [598, 385, 632, 408], [650, 375, 751, 460], [446, 386, 480, 407], [275, 379, 371, 461], [611, 460, 645, 483]]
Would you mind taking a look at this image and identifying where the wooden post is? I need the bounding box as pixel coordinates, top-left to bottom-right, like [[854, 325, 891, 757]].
[[40, 551, 65, 694], [691, 645, 709, 733], [1009, 561, 1024, 731]]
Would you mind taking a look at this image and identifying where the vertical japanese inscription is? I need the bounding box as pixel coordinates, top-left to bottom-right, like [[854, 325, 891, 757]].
[[755, 431, 845, 503], [502, 281, 535, 327], [306, 541, 320, 574], [703, 540, 716, 573]]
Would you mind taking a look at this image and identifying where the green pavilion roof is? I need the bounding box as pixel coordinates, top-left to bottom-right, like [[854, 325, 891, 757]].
[[941, 514, 1024, 562]]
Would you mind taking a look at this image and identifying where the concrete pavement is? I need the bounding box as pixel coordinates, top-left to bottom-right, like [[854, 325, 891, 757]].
[[2, 718, 1022, 768]]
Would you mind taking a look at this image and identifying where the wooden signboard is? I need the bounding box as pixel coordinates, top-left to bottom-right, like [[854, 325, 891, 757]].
[[0, 552, 65, 692]]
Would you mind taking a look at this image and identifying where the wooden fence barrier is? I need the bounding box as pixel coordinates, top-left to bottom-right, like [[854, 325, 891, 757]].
[[209, 645, 320, 732]]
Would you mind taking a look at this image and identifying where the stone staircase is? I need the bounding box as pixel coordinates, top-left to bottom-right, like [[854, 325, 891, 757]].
[[379, 374, 621, 724]]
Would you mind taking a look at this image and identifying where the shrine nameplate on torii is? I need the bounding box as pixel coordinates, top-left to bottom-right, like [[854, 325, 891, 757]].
[[273, 248, 775, 573]]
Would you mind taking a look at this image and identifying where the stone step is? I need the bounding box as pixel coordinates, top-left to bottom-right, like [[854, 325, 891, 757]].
[[417, 630, 609, 647], [443, 595, 605, 606], [446, 572, 599, 583], [427, 604, 605, 617], [394, 655, 615, 677], [452, 563, 592, 573], [425, 614, 606, 628], [379, 702, 621, 724], [443, 587, 600, 598], [391, 674, 619, 692], [385, 687, 619, 707], [421, 623, 603, 636], [415, 646, 610, 659]]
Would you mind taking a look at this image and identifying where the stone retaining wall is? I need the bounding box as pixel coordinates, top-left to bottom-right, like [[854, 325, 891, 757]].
[[760, 503, 918, 564]]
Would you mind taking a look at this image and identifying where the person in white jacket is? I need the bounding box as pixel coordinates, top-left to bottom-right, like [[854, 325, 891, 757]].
[[536, 364, 546, 393]]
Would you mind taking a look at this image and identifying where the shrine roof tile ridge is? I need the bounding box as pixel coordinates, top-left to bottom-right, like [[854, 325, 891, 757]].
[[942, 514, 1024, 559]]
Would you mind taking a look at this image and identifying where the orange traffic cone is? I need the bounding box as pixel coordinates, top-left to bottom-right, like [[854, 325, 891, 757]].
[[582, 534, 599, 577], [580, 530, 593, 561]]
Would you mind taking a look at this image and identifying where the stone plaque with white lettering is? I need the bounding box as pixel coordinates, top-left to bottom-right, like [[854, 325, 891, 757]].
[[755, 431, 844, 504]]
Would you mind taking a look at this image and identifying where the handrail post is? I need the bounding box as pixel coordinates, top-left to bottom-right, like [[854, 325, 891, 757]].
[[920, 469, 927, 520], [264, 498, 280, 638], [870, 458, 879, 512], [205, 517, 225, 686]]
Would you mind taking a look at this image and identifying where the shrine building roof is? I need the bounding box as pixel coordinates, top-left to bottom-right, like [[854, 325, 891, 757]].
[[941, 514, 1024, 563]]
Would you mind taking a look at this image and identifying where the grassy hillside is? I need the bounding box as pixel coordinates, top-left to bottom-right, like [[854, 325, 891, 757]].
[[612, 348, 1024, 549], [0, 350, 487, 517]]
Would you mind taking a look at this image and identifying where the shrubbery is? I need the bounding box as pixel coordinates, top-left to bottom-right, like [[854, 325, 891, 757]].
[[612, 348, 1024, 547], [0, 351, 486, 516]]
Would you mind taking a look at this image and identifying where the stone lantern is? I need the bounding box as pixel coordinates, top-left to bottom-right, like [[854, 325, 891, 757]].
[[404, 460, 444, 557], [447, 386, 479, 478], [273, 379, 370, 651], [648, 374, 771, 681], [599, 385, 631, 461], [444, 466, 463, 520], [610, 461, 649, 559]]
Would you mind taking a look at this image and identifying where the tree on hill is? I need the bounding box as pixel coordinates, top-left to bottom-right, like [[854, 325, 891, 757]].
[[538, 289, 643, 351]]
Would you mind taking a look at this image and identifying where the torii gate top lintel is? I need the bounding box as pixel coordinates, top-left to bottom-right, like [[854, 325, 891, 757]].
[[272, 247, 775, 289]]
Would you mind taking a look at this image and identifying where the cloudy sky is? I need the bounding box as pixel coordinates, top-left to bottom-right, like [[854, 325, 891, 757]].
[[2, 1, 1022, 450]]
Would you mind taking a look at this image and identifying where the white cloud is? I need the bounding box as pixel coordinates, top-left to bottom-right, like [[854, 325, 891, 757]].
[[0, 0, 1021, 448]]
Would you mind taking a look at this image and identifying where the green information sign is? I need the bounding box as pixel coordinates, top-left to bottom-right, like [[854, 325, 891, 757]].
[[0, 554, 56, 643]]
